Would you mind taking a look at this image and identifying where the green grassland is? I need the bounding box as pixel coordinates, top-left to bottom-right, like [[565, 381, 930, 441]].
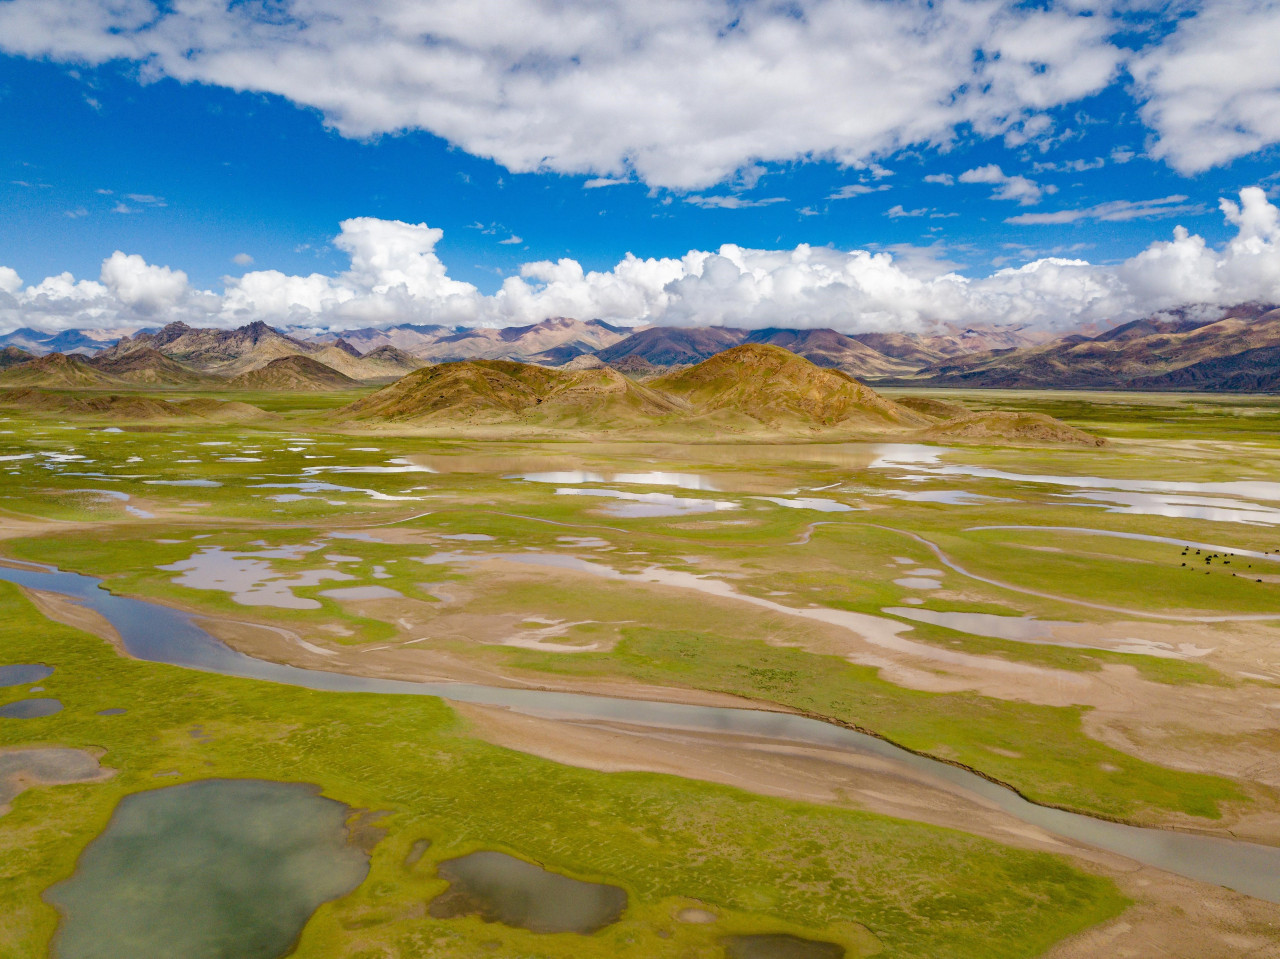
[[0, 582, 1127, 959], [3, 389, 1279, 825], [3, 386, 1280, 955]]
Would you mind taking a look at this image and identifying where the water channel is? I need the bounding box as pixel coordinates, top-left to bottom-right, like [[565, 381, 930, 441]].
[[3, 560, 1280, 902]]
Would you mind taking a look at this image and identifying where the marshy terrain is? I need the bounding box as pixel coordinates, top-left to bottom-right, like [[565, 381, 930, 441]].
[[2, 364, 1280, 958]]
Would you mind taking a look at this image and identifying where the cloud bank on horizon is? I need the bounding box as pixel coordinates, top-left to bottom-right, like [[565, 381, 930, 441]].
[[4, 188, 1279, 335], [2, 0, 1280, 334]]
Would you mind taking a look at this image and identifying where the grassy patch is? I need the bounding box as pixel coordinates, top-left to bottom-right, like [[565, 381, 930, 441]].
[[0, 582, 1128, 959]]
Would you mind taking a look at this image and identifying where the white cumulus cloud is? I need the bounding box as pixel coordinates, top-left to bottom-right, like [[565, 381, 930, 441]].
[[0, 0, 1124, 190], [1131, 1, 1280, 173], [3, 190, 1279, 336], [958, 164, 1052, 205], [99, 252, 189, 313]]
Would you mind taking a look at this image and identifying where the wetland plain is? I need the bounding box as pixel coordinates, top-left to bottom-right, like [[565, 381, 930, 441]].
[[3, 385, 1280, 957]]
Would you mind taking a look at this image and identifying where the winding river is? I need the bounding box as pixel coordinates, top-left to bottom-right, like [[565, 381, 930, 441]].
[[4, 560, 1280, 903]]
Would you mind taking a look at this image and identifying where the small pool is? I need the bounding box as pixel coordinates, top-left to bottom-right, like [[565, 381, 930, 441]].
[[0, 698, 63, 718], [0, 664, 54, 687], [429, 850, 627, 934], [45, 778, 369, 959]]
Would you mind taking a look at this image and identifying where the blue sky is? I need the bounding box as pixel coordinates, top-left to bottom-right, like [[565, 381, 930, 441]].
[[1, 1, 1279, 334]]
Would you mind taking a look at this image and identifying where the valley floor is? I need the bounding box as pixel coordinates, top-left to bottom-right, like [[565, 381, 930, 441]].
[[3, 387, 1280, 957]]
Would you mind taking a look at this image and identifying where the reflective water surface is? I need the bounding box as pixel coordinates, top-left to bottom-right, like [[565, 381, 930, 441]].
[[0, 663, 54, 687], [0, 698, 63, 718], [45, 778, 369, 959], [429, 850, 627, 934], [3, 561, 1280, 902]]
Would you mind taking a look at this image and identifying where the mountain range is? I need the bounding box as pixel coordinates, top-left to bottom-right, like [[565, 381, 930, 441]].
[[897, 305, 1280, 391], [318, 317, 633, 365], [0, 303, 1276, 392], [0, 338, 1105, 444]]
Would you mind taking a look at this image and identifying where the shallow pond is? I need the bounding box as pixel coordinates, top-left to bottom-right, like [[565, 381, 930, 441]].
[[1057, 490, 1280, 526], [5, 561, 1280, 902], [0, 697, 63, 718], [519, 469, 721, 490], [555, 487, 738, 517], [252, 481, 422, 502], [881, 607, 1074, 642], [45, 778, 369, 959], [722, 933, 845, 959], [300, 457, 436, 476], [158, 546, 353, 609], [0, 748, 108, 807], [880, 489, 1011, 506], [429, 850, 627, 934], [318, 586, 403, 601], [870, 446, 1280, 525], [755, 496, 856, 513], [0, 663, 54, 687], [144, 479, 222, 488]]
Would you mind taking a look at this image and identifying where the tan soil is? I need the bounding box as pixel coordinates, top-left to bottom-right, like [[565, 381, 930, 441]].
[[457, 702, 1280, 959], [18, 564, 1280, 956]]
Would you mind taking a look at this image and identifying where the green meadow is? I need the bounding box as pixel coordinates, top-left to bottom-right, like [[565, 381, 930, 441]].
[[3, 385, 1280, 955]]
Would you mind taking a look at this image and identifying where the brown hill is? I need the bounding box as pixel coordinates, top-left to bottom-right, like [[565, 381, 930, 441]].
[[0, 346, 35, 370], [358, 345, 427, 378], [1, 388, 271, 422], [227, 355, 359, 390], [894, 395, 972, 420], [924, 411, 1106, 446], [89, 347, 220, 386], [607, 354, 661, 376], [0, 352, 125, 388], [1, 388, 186, 419], [343, 360, 681, 428], [99, 320, 313, 377], [175, 398, 272, 421], [651, 344, 926, 429]]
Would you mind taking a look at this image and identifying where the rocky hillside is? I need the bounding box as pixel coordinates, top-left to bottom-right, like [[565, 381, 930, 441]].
[[342, 360, 681, 427], [227, 355, 359, 390], [89, 347, 221, 386], [0, 352, 126, 388], [924, 411, 1106, 446], [0, 346, 35, 370], [651, 344, 926, 429], [0, 388, 269, 421], [345, 344, 927, 433], [97, 321, 412, 381], [356, 345, 427, 378]]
